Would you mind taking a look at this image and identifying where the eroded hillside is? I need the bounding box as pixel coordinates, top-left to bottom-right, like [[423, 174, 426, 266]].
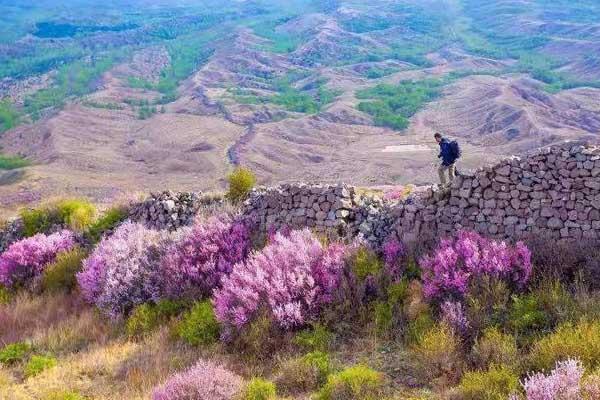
[[1, 0, 600, 217]]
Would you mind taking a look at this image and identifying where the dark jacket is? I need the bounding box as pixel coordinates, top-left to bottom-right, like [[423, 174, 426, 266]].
[[438, 138, 456, 166]]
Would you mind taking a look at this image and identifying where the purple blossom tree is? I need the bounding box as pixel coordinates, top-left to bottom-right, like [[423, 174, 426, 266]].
[[152, 360, 243, 400], [419, 230, 532, 301], [0, 230, 76, 288], [161, 216, 251, 299], [520, 359, 584, 400], [213, 229, 347, 335], [77, 222, 171, 317]]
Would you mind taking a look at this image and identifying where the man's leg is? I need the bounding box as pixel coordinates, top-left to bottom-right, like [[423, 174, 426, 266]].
[[448, 163, 456, 182], [438, 165, 447, 185]]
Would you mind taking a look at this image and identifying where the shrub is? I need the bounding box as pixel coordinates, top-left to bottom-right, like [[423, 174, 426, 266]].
[[352, 247, 382, 281], [293, 323, 334, 352], [583, 370, 600, 400], [524, 235, 600, 289], [472, 327, 519, 371], [226, 167, 256, 204], [56, 199, 96, 232], [317, 365, 384, 400], [529, 320, 600, 371], [44, 391, 86, 400], [241, 378, 277, 400], [162, 216, 250, 299], [465, 277, 512, 336], [85, 205, 128, 244], [0, 285, 10, 305], [42, 247, 87, 293], [24, 355, 57, 377], [412, 323, 463, 383], [0, 230, 76, 289], [126, 300, 185, 338], [440, 300, 470, 336], [509, 293, 549, 336], [20, 199, 96, 236], [382, 238, 407, 283], [520, 359, 584, 400], [0, 342, 30, 365], [214, 229, 347, 334], [276, 351, 331, 394], [152, 360, 243, 400], [374, 301, 393, 336], [456, 364, 519, 400], [77, 222, 172, 317], [420, 231, 532, 301], [177, 300, 220, 346], [405, 308, 435, 344], [232, 312, 281, 359]]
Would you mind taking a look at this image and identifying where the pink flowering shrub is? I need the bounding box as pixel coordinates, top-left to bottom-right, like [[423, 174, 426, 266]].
[[382, 237, 406, 283], [0, 230, 76, 288], [161, 216, 250, 299], [520, 359, 584, 400], [440, 300, 470, 335], [213, 229, 347, 334], [419, 230, 532, 301], [152, 360, 243, 400], [77, 222, 172, 317]]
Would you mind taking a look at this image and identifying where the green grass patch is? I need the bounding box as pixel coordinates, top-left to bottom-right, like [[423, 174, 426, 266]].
[[24, 355, 57, 377], [0, 154, 30, 170], [356, 79, 445, 131], [0, 100, 20, 133]]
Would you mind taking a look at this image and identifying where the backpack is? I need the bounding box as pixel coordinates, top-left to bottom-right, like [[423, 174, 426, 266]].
[[450, 140, 461, 160]]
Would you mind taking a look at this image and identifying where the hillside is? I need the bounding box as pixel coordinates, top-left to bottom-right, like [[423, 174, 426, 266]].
[[1, 0, 600, 218]]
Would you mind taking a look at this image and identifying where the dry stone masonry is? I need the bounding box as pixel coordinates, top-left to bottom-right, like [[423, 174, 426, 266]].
[[242, 183, 357, 234], [129, 191, 202, 231], [2, 144, 598, 248], [243, 143, 600, 245]]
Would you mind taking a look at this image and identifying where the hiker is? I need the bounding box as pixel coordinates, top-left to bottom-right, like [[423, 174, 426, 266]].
[[434, 132, 461, 185]]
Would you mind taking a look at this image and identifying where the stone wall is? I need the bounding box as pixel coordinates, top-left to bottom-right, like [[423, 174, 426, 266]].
[[129, 191, 203, 231], [242, 183, 357, 234], [242, 144, 600, 246]]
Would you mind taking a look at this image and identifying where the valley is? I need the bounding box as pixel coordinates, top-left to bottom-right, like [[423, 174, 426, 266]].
[[1, 0, 600, 216]]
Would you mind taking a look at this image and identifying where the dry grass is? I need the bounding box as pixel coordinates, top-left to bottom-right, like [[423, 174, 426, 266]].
[[0, 292, 90, 346]]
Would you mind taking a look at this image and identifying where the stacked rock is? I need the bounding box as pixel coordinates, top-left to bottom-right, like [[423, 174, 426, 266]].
[[351, 195, 400, 247], [129, 191, 202, 231], [243, 183, 356, 233], [241, 144, 600, 247], [0, 219, 24, 253], [392, 143, 600, 243]]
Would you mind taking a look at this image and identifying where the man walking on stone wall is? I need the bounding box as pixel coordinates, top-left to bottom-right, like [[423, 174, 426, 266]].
[[434, 132, 461, 185]]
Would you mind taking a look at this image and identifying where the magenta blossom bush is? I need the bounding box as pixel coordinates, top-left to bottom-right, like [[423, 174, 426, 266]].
[[161, 216, 250, 299], [419, 230, 532, 301], [520, 359, 584, 400], [213, 229, 347, 334], [152, 360, 243, 400], [0, 230, 76, 288], [77, 222, 172, 317], [382, 237, 406, 283]]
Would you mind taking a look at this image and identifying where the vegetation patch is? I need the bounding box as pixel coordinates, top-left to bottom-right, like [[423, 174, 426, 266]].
[[356, 79, 445, 131], [23, 354, 57, 377], [0, 154, 29, 170]]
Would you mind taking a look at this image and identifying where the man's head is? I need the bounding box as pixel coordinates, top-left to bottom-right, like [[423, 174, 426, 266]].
[[434, 132, 442, 143]]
